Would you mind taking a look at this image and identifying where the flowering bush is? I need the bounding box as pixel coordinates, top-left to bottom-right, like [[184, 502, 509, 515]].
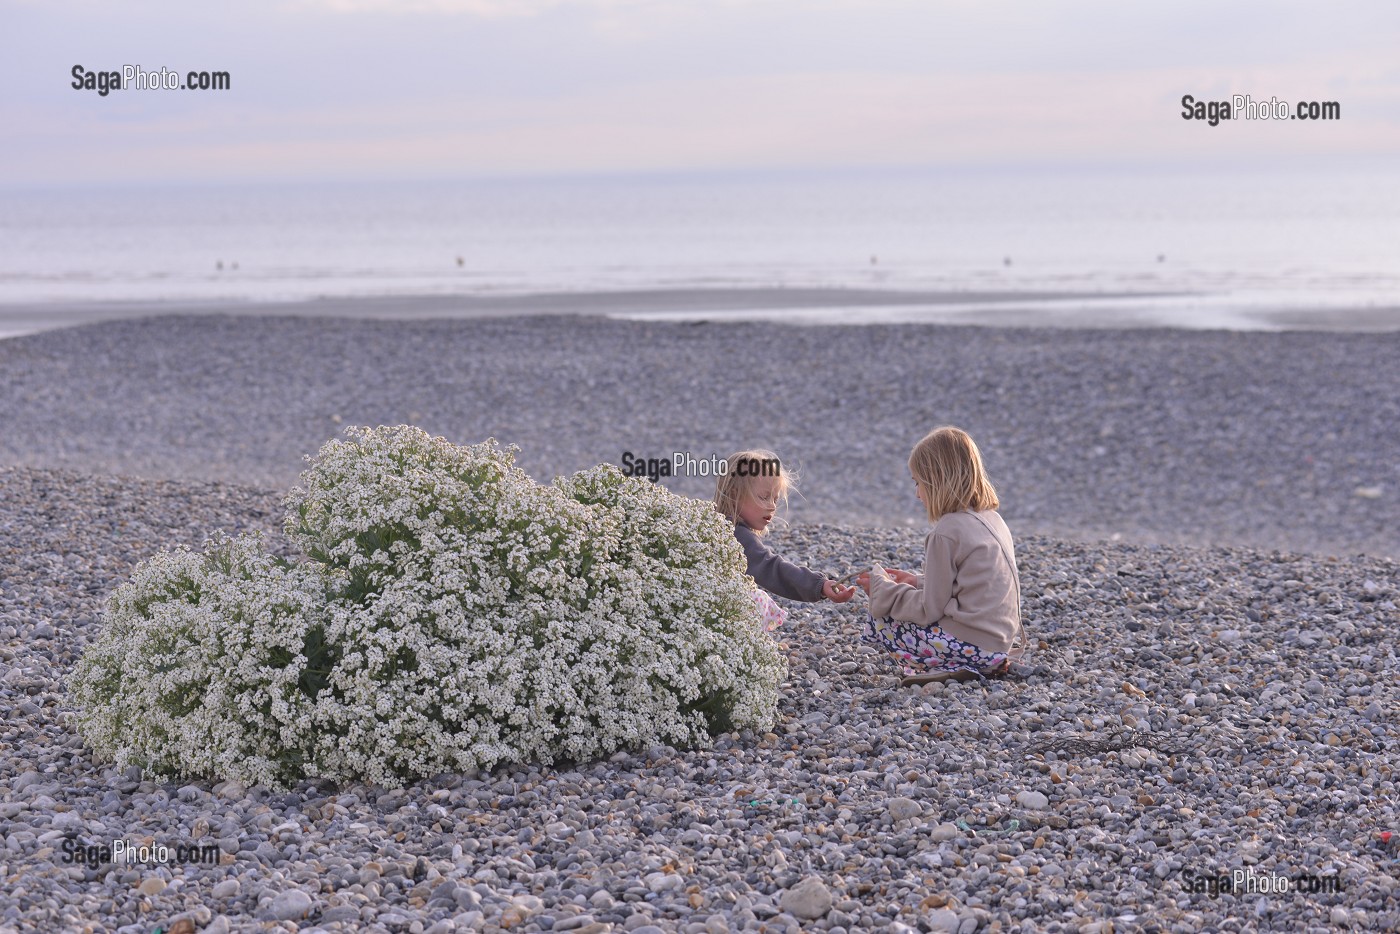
[[71, 426, 785, 789], [68, 534, 336, 789]]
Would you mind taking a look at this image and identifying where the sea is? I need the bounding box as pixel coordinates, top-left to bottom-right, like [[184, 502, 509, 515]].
[[3, 166, 1399, 337]]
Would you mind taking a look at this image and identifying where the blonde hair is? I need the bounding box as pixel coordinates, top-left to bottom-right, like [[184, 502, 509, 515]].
[[908, 427, 999, 522], [714, 450, 792, 532]]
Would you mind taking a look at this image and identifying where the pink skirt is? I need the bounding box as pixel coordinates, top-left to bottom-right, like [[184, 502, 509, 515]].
[[750, 588, 788, 631]]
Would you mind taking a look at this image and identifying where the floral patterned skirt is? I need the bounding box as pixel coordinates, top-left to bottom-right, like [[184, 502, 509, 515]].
[[861, 614, 1009, 676], [751, 588, 788, 631]]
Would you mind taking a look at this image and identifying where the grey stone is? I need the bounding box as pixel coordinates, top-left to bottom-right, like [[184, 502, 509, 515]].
[[887, 797, 922, 822], [260, 889, 314, 921], [11, 771, 42, 793], [211, 879, 240, 899], [929, 822, 959, 842], [779, 876, 832, 920], [318, 906, 362, 924], [924, 910, 960, 934]]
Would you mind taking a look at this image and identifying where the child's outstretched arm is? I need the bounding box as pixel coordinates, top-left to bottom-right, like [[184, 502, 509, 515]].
[[735, 523, 828, 602]]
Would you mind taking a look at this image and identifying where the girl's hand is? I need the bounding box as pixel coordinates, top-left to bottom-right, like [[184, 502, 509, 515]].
[[823, 579, 856, 603], [855, 565, 889, 595], [886, 568, 919, 586]]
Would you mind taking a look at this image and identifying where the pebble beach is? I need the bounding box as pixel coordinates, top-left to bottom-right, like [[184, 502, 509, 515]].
[[1, 311, 1398, 933]]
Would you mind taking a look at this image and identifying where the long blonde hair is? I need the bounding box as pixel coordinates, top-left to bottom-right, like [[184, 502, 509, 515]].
[[714, 450, 792, 533], [909, 427, 998, 522]]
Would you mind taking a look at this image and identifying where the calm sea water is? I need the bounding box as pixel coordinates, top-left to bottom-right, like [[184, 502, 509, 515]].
[[3, 168, 1399, 331]]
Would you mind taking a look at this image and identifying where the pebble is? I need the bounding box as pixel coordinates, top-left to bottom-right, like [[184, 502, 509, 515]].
[[12, 770, 42, 792], [211, 879, 240, 899], [929, 822, 959, 842], [644, 872, 682, 893], [924, 908, 961, 933], [260, 890, 314, 921], [779, 876, 833, 920], [1, 316, 1398, 932], [888, 796, 923, 822]]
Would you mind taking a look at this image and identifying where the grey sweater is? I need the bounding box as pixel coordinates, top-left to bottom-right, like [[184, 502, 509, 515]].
[[734, 522, 826, 602]]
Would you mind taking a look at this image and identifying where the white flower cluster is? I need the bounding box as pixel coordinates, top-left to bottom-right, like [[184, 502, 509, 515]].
[[71, 425, 785, 789], [69, 534, 335, 788]]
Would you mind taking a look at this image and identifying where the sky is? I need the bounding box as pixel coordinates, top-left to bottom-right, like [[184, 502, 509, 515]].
[[4, 0, 1400, 186]]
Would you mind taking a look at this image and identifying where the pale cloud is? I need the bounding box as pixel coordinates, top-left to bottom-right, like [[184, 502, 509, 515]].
[[3, 0, 1398, 184], [14, 58, 1396, 184], [296, 0, 651, 17]]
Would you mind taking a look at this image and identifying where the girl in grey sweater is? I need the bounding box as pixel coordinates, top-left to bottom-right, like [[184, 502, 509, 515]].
[[715, 450, 855, 629]]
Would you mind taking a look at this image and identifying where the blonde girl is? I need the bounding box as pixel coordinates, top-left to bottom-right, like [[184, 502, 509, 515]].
[[716, 450, 855, 630], [856, 427, 1022, 682]]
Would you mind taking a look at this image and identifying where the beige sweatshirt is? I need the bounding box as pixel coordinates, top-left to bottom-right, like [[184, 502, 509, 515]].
[[868, 509, 1020, 653]]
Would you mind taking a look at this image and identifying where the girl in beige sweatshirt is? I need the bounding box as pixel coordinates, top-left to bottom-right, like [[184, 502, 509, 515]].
[[856, 427, 1022, 679]]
